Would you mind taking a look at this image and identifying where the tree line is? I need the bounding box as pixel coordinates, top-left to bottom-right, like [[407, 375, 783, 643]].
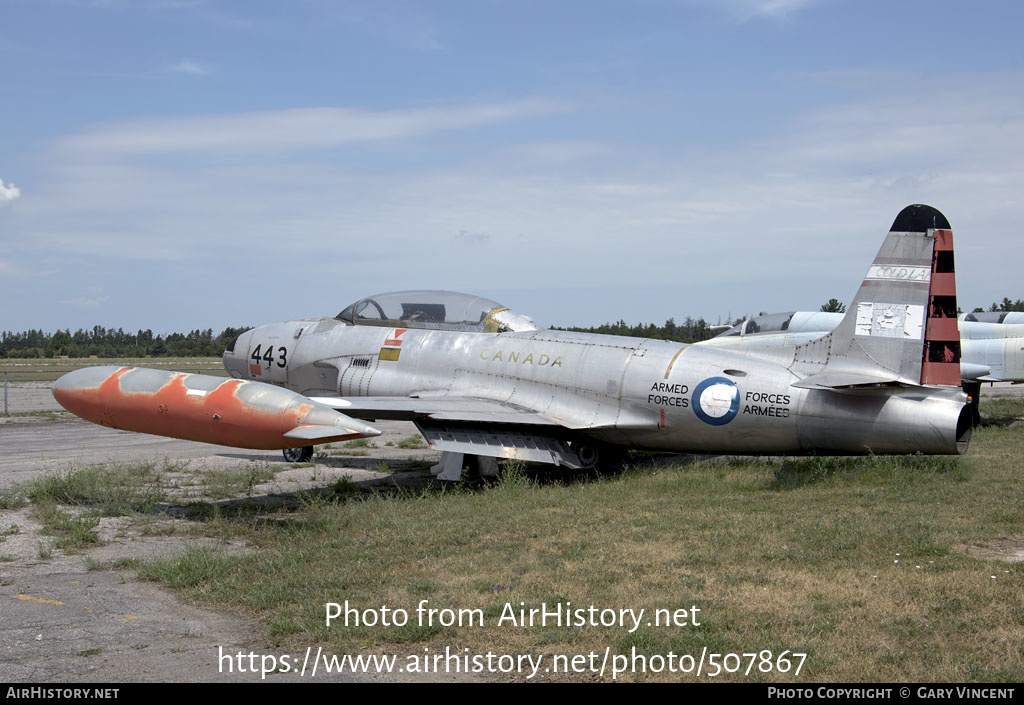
[[555, 296, 1023, 345], [0, 326, 252, 359], [552, 316, 718, 343], [2, 297, 1021, 358], [975, 298, 1024, 313]]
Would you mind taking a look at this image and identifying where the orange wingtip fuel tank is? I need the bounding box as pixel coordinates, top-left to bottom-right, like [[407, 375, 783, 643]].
[[52, 366, 380, 450]]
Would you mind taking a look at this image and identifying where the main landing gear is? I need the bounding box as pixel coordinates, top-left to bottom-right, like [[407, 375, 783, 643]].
[[282, 445, 314, 463], [568, 440, 627, 473]]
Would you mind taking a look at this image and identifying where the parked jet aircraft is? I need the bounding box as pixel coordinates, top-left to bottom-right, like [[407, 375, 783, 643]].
[[55, 205, 974, 480]]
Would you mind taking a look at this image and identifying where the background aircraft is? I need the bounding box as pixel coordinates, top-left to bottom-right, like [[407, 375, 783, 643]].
[[703, 310, 1024, 384], [700, 307, 1023, 426], [56, 205, 974, 480]]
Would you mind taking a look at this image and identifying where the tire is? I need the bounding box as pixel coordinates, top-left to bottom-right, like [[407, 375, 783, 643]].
[[283, 445, 314, 463], [569, 440, 626, 473]]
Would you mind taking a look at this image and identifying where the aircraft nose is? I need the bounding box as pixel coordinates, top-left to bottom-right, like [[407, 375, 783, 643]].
[[223, 329, 255, 378]]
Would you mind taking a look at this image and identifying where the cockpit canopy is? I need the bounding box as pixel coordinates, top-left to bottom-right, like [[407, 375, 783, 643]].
[[335, 290, 538, 333], [714, 310, 847, 338], [717, 312, 797, 338], [962, 311, 1024, 325]]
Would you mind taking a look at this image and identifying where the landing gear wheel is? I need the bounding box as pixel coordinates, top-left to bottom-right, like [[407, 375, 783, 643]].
[[283, 445, 314, 463], [574, 443, 601, 470], [569, 441, 626, 474]]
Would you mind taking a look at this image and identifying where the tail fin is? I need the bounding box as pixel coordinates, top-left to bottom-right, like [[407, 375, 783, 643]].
[[792, 204, 960, 389]]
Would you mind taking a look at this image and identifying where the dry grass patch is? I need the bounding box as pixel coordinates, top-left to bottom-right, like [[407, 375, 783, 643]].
[[130, 424, 1024, 682]]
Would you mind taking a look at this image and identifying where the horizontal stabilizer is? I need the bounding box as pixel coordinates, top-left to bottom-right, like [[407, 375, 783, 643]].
[[791, 370, 912, 390]]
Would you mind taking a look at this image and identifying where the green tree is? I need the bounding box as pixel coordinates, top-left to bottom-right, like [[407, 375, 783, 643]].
[[820, 298, 846, 313], [987, 298, 1024, 312]]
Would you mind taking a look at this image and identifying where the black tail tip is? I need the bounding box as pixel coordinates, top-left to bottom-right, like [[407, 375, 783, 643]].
[[890, 204, 951, 232]]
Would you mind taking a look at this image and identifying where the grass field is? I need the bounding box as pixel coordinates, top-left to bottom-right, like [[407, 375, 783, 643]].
[[7, 397, 1024, 682], [0, 357, 225, 382]]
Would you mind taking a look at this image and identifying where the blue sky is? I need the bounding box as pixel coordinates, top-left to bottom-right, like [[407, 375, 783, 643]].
[[2, 0, 1023, 333]]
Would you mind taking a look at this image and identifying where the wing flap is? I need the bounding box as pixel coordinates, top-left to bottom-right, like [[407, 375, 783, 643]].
[[308, 395, 561, 425], [414, 420, 583, 468]]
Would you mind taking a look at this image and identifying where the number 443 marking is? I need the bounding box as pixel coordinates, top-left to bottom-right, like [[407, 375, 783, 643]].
[[251, 344, 288, 368]]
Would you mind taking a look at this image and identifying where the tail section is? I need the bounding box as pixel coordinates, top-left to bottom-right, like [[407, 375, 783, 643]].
[[792, 204, 960, 389]]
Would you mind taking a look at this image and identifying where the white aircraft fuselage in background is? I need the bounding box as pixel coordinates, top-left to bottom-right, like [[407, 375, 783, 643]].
[[702, 311, 1024, 384]]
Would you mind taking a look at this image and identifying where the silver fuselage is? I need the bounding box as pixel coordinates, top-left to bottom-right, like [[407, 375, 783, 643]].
[[225, 319, 970, 455]]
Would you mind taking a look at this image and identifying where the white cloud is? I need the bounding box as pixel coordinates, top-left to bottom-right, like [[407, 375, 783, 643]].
[[746, 0, 820, 17], [0, 258, 53, 279], [11, 75, 1024, 328], [167, 60, 209, 76], [0, 178, 20, 207], [54, 99, 574, 157], [687, 0, 823, 20]]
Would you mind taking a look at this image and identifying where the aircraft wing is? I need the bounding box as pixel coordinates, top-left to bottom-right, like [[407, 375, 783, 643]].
[[308, 394, 592, 468], [308, 395, 562, 425]]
